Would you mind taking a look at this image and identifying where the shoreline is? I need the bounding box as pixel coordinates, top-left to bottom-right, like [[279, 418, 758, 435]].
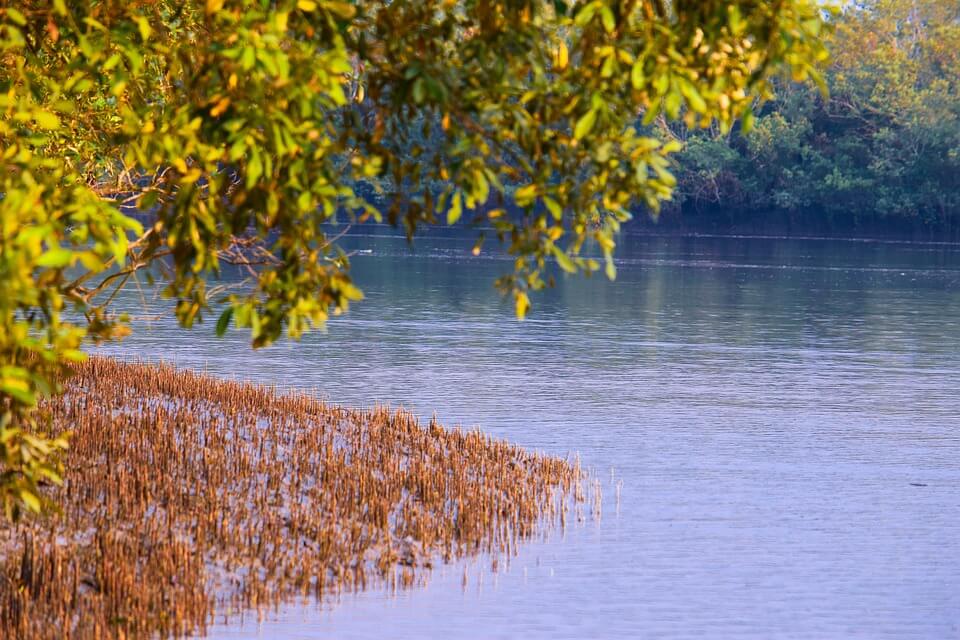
[[297, 219, 960, 247]]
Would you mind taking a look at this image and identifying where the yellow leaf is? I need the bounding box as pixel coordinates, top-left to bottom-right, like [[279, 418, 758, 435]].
[[605, 258, 617, 280], [19, 490, 42, 514], [34, 111, 60, 130], [552, 246, 577, 273], [515, 184, 537, 206], [339, 282, 364, 301], [210, 97, 231, 117], [206, 0, 225, 13], [515, 291, 530, 320], [661, 140, 682, 153], [446, 192, 463, 225], [322, 1, 356, 18], [136, 16, 152, 42], [297, 0, 318, 10], [555, 42, 569, 71], [543, 196, 563, 221]]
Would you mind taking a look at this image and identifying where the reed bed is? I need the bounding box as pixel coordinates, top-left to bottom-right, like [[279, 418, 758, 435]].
[[0, 357, 585, 639]]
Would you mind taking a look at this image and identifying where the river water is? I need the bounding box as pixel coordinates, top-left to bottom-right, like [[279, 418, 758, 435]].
[[98, 231, 960, 639]]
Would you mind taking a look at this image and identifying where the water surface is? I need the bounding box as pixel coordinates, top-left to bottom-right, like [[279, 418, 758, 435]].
[[100, 232, 960, 639]]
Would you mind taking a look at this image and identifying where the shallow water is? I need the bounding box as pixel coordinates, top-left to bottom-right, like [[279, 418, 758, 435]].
[[99, 231, 960, 639]]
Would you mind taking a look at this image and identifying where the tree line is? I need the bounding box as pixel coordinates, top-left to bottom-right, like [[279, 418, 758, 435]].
[[658, 0, 960, 237]]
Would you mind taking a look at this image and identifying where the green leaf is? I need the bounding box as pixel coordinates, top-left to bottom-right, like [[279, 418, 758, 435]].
[[653, 164, 677, 187], [246, 151, 262, 189], [412, 77, 426, 104], [574, 3, 597, 26], [138, 190, 160, 210], [600, 6, 616, 33], [679, 80, 707, 113], [240, 46, 256, 71], [802, 17, 822, 36], [809, 68, 829, 98], [630, 61, 645, 90], [5, 8, 26, 25], [216, 306, 233, 337], [641, 101, 661, 126], [0, 383, 36, 407], [36, 247, 73, 268], [0, 366, 30, 379], [573, 109, 597, 141], [664, 90, 682, 118]]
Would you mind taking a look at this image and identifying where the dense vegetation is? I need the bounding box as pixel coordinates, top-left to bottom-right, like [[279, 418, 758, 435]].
[[0, 0, 829, 519], [2, 358, 582, 638], [661, 0, 960, 236]]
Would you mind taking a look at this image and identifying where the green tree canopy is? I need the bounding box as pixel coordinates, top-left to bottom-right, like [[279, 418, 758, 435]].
[[0, 0, 829, 519], [664, 0, 959, 232]]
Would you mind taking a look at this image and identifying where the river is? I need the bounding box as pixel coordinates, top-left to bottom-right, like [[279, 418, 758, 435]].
[[98, 231, 960, 639]]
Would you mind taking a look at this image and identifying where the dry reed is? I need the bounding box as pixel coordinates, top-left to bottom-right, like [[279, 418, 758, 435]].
[[0, 357, 584, 639]]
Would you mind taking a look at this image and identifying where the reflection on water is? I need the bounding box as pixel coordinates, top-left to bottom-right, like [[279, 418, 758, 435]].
[[98, 232, 960, 639]]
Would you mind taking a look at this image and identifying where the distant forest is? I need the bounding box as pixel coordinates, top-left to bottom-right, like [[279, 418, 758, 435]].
[[652, 0, 960, 238], [351, 1, 959, 239]]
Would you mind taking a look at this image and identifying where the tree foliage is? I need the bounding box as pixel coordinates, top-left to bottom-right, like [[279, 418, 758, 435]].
[[666, 0, 960, 232], [0, 0, 829, 519]]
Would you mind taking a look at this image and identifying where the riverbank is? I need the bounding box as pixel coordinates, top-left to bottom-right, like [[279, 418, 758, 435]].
[[294, 216, 960, 250], [628, 208, 960, 244], [0, 358, 583, 640]]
